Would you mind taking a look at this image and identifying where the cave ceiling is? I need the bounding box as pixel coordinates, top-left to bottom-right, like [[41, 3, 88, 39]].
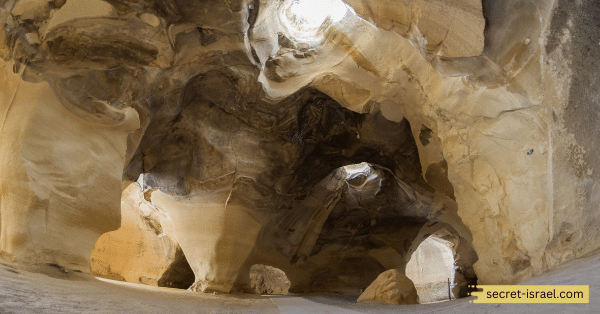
[[1, 0, 598, 299]]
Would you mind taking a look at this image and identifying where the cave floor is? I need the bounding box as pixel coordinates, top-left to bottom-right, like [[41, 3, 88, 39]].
[[1, 252, 599, 313]]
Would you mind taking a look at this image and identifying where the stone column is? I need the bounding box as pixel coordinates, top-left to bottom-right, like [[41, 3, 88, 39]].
[[152, 188, 263, 293], [0, 62, 140, 271]]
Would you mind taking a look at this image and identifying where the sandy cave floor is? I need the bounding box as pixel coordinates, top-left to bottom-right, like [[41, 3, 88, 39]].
[[1, 252, 599, 314]]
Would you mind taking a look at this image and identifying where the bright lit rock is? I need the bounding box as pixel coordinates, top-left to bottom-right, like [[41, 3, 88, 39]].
[[151, 189, 264, 293], [248, 0, 551, 286], [0, 60, 140, 272], [406, 235, 455, 303], [91, 182, 194, 288], [357, 269, 419, 305], [344, 0, 485, 58]]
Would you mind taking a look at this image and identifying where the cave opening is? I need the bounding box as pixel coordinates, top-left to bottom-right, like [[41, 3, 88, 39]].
[[343, 162, 370, 177], [405, 232, 456, 303], [279, 0, 349, 41]]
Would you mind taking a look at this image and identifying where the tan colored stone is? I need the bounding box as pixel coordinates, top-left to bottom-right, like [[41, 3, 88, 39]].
[[249, 264, 290, 295], [343, 0, 485, 58], [91, 182, 194, 288], [0, 60, 140, 272], [152, 189, 264, 293], [1, 0, 598, 301], [45, 0, 117, 33], [357, 269, 419, 305], [250, 0, 550, 285]]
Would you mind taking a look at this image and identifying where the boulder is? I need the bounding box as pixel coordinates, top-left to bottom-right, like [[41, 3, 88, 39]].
[[249, 264, 291, 295], [357, 269, 419, 305]]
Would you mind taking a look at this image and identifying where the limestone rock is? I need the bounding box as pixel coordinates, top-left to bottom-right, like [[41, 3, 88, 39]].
[[344, 0, 485, 58], [357, 269, 419, 305], [247, 0, 551, 287], [249, 264, 290, 295], [0, 60, 140, 272], [233, 161, 476, 294], [91, 182, 194, 288], [405, 234, 456, 303], [0, 0, 598, 301]]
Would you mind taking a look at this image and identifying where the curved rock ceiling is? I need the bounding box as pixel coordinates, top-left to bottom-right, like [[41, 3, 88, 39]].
[[0, 0, 599, 300]]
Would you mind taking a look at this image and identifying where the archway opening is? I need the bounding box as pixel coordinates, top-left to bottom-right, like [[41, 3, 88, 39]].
[[405, 235, 456, 303]]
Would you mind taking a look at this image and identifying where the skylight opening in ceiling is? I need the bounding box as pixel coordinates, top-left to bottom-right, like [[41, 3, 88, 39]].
[[280, 0, 349, 41]]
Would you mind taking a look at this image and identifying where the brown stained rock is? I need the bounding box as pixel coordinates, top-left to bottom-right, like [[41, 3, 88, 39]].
[[357, 269, 419, 305]]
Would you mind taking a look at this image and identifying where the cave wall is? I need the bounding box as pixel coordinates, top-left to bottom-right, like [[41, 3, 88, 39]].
[[0, 0, 598, 293], [421, 0, 600, 283], [0, 61, 140, 270], [91, 181, 194, 288], [247, 0, 600, 285], [477, 0, 600, 277], [540, 0, 600, 268]]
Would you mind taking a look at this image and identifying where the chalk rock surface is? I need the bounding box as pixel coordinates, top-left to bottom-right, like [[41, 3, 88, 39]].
[[0, 60, 140, 272], [249, 264, 291, 295], [357, 269, 419, 305], [91, 182, 194, 288], [344, 0, 485, 58], [0, 0, 598, 299]]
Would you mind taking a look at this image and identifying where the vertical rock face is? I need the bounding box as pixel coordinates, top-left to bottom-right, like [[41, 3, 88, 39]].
[[0, 62, 140, 272], [0, 0, 598, 297], [91, 182, 194, 289], [538, 0, 600, 272]]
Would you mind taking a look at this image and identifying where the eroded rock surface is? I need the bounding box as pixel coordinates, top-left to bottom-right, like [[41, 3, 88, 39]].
[[344, 0, 485, 58], [405, 232, 456, 303], [0, 0, 598, 298], [91, 182, 194, 289], [357, 269, 419, 305], [0, 60, 140, 272], [249, 264, 290, 295]]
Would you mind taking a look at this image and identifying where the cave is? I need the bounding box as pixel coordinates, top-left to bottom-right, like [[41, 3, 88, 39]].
[[0, 0, 599, 312]]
